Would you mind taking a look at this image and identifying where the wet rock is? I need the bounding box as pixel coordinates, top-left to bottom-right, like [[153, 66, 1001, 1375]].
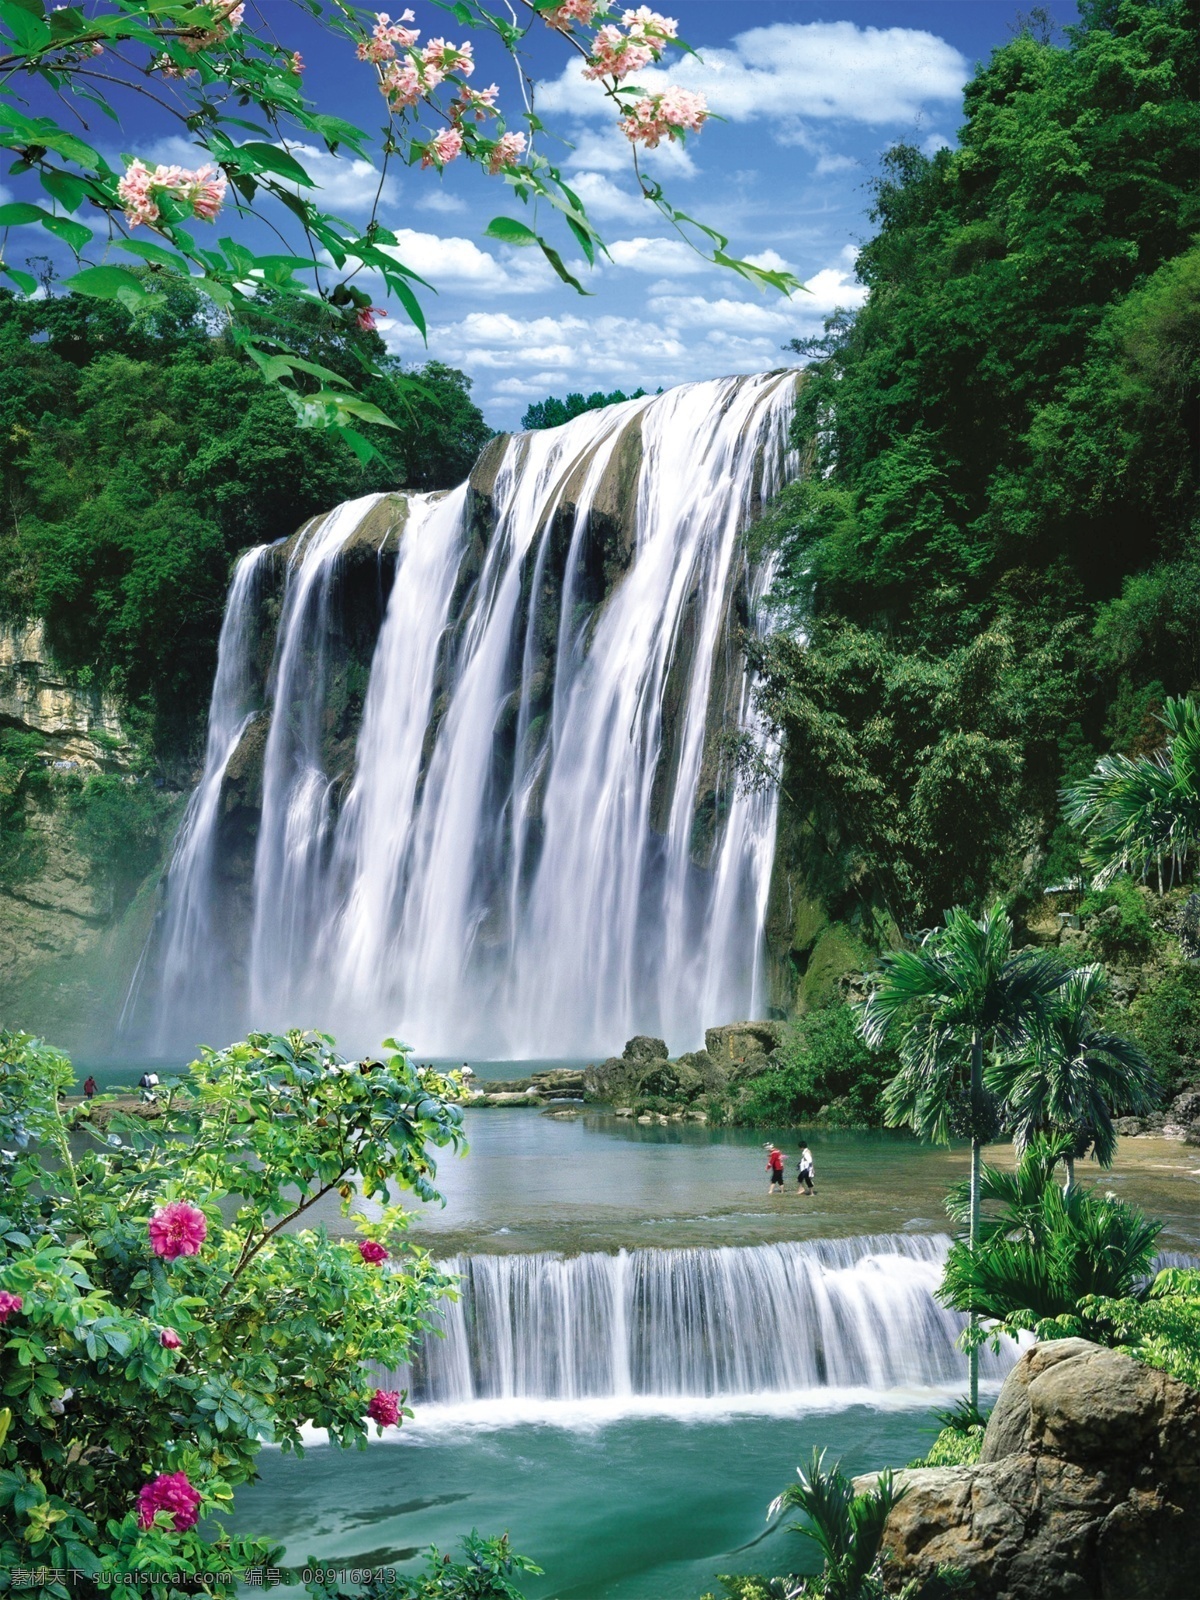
[[635, 1059, 705, 1102], [877, 1339, 1200, 1599], [584, 1056, 637, 1100], [622, 1034, 669, 1063], [704, 1021, 783, 1067]]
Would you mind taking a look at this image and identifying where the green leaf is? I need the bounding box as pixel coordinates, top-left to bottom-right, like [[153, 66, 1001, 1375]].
[[235, 142, 315, 187], [38, 168, 88, 212], [0, 200, 48, 226], [63, 264, 147, 302], [538, 238, 590, 295], [485, 215, 539, 246], [114, 238, 188, 271], [337, 425, 382, 466], [307, 114, 371, 157], [41, 213, 91, 252], [0, 0, 52, 52]]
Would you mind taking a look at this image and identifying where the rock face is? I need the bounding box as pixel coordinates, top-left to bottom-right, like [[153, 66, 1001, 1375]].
[[879, 1338, 1200, 1598]]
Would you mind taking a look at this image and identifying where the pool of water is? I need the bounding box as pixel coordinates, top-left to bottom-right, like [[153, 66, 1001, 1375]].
[[234, 1402, 945, 1600]]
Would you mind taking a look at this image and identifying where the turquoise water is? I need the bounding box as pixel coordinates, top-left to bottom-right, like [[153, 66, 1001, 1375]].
[[235, 1404, 941, 1600]]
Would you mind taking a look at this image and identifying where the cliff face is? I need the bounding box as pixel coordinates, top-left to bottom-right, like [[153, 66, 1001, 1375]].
[[0, 621, 168, 1050]]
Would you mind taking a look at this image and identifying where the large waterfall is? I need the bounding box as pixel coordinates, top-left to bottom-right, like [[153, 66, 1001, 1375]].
[[144, 373, 794, 1057], [387, 1236, 1013, 1415]]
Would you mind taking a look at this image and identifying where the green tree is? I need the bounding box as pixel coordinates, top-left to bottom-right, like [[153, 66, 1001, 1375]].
[[858, 904, 1063, 1407], [520, 387, 651, 431], [0, 1028, 475, 1587], [767, 1450, 903, 1600], [988, 963, 1158, 1187], [1064, 695, 1200, 891]]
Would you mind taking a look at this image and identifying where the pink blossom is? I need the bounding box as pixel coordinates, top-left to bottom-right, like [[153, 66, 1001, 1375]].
[[421, 128, 464, 169], [159, 1327, 182, 1349], [0, 1291, 23, 1325], [136, 1471, 202, 1532], [357, 1238, 390, 1264], [355, 306, 386, 332], [581, 24, 654, 82], [454, 83, 499, 123], [290, 52, 304, 74], [148, 1201, 208, 1260], [543, 0, 600, 27], [117, 162, 227, 229], [423, 37, 473, 79], [358, 10, 419, 63], [184, 0, 245, 53], [488, 132, 528, 175], [620, 86, 707, 147], [380, 60, 421, 109], [622, 6, 678, 42], [367, 1389, 401, 1427]]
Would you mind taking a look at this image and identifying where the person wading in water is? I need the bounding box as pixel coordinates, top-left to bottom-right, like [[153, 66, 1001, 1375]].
[[765, 1143, 785, 1194], [797, 1141, 816, 1195]]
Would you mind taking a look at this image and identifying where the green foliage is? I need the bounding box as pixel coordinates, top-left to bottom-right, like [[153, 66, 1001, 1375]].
[[0, 1027, 477, 1592], [759, 1, 1199, 926], [1064, 696, 1200, 890], [520, 387, 653, 430], [908, 1427, 985, 1469], [768, 1450, 903, 1600], [306, 1533, 542, 1600], [987, 962, 1158, 1168], [1078, 878, 1157, 961], [1011, 1267, 1200, 1387], [701, 1579, 795, 1600], [0, 731, 50, 888], [1127, 962, 1200, 1097], [63, 773, 176, 901], [938, 1137, 1161, 1325], [0, 289, 490, 753], [735, 1002, 891, 1126]]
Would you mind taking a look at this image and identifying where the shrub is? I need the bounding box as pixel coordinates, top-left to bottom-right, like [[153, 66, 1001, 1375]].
[[908, 1427, 985, 1469], [1129, 963, 1200, 1096], [1078, 877, 1157, 962], [0, 1028, 489, 1591], [1009, 1267, 1200, 1387], [734, 1002, 891, 1127]]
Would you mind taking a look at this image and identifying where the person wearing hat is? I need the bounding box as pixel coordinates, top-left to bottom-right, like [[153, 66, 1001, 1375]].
[[765, 1143, 785, 1194]]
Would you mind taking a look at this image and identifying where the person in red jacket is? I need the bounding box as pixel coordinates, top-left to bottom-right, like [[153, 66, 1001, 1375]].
[[765, 1143, 785, 1194]]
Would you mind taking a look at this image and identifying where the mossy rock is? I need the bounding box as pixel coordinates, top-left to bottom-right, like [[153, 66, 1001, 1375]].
[[635, 1059, 705, 1102], [798, 923, 870, 1012]]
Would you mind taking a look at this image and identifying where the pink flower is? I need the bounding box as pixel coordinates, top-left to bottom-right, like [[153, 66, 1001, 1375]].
[[488, 132, 527, 175], [355, 306, 386, 332], [136, 1471, 202, 1532], [358, 1239, 389, 1264], [622, 6, 678, 42], [421, 128, 463, 169], [581, 24, 654, 82], [367, 1389, 401, 1427], [380, 60, 421, 109], [454, 83, 499, 123], [184, 0, 245, 53], [159, 1327, 182, 1349], [543, 0, 600, 27], [0, 1291, 23, 1325], [117, 161, 227, 229], [148, 1201, 208, 1260], [290, 52, 304, 74], [423, 38, 474, 78], [620, 86, 707, 148]]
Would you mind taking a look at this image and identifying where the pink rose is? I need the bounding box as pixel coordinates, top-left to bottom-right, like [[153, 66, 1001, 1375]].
[[148, 1201, 208, 1260], [159, 1327, 182, 1349], [0, 1291, 23, 1325], [357, 1239, 389, 1264], [367, 1389, 401, 1427], [136, 1471, 202, 1532]]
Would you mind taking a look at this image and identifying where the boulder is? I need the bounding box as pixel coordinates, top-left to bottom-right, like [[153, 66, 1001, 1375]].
[[584, 1056, 637, 1100], [704, 1021, 783, 1067], [1171, 1088, 1200, 1125], [877, 1338, 1200, 1598], [635, 1059, 705, 1102], [622, 1035, 669, 1063]]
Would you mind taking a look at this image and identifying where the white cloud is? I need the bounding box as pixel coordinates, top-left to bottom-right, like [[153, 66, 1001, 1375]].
[[416, 189, 468, 214], [561, 170, 652, 225], [537, 20, 967, 129], [922, 132, 954, 156], [372, 228, 558, 296], [606, 236, 711, 275], [742, 247, 795, 274], [285, 143, 399, 215]]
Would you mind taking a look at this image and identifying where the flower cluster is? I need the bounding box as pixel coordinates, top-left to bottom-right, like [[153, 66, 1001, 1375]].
[[356, 306, 386, 332], [184, 0, 245, 54], [118, 161, 227, 229], [453, 83, 499, 123], [357, 10, 419, 64], [488, 132, 528, 175], [147, 1199, 209, 1258], [582, 8, 678, 82], [367, 1388, 401, 1427], [136, 1472, 203, 1532], [0, 1290, 22, 1325], [421, 128, 463, 168], [619, 85, 707, 147], [357, 1238, 389, 1264], [543, 0, 600, 28]]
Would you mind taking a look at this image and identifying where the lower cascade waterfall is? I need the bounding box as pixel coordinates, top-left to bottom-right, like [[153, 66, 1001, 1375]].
[[141, 373, 796, 1056], [389, 1236, 1013, 1407]]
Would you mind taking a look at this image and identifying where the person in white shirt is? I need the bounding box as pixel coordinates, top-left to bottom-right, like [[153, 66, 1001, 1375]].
[[797, 1143, 816, 1195]]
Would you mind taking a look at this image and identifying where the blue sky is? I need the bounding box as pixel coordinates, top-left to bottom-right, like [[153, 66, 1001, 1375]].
[[7, 2, 1079, 428]]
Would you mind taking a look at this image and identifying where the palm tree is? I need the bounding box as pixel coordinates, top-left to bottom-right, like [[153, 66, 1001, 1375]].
[[939, 1136, 1162, 1327], [1064, 694, 1200, 891], [768, 1449, 903, 1600], [858, 903, 1063, 1407], [989, 964, 1159, 1190]]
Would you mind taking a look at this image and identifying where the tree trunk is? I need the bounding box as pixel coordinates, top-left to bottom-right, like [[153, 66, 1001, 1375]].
[[969, 1030, 983, 1412], [1064, 1151, 1076, 1195]]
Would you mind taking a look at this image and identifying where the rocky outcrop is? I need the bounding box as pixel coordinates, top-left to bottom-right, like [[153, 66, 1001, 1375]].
[[0, 619, 128, 768], [877, 1338, 1200, 1598]]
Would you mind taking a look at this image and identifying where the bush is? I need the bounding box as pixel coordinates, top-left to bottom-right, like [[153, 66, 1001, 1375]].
[[734, 1002, 891, 1126], [64, 772, 176, 900], [908, 1427, 985, 1469], [1011, 1267, 1200, 1387], [1079, 878, 1157, 962], [0, 1028, 499, 1592], [1129, 963, 1200, 1097]]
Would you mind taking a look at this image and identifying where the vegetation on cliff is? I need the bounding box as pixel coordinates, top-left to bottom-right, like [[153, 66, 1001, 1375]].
[[757, 0, 1198, 946]]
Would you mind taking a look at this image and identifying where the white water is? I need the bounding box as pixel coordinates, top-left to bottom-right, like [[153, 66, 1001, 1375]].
[[389, 1236, 1012, 1414], [146, 374, 795, 1056]]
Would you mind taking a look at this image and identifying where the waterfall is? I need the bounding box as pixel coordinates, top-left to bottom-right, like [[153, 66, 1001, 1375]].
[[145, 372, 795, 1057], [386, 1236, 1013, 1412]]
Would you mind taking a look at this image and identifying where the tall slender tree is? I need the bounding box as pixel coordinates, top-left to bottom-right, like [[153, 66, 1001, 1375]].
[[989, 964, 1159, 1190], [858, 903, 1063, 1406]]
